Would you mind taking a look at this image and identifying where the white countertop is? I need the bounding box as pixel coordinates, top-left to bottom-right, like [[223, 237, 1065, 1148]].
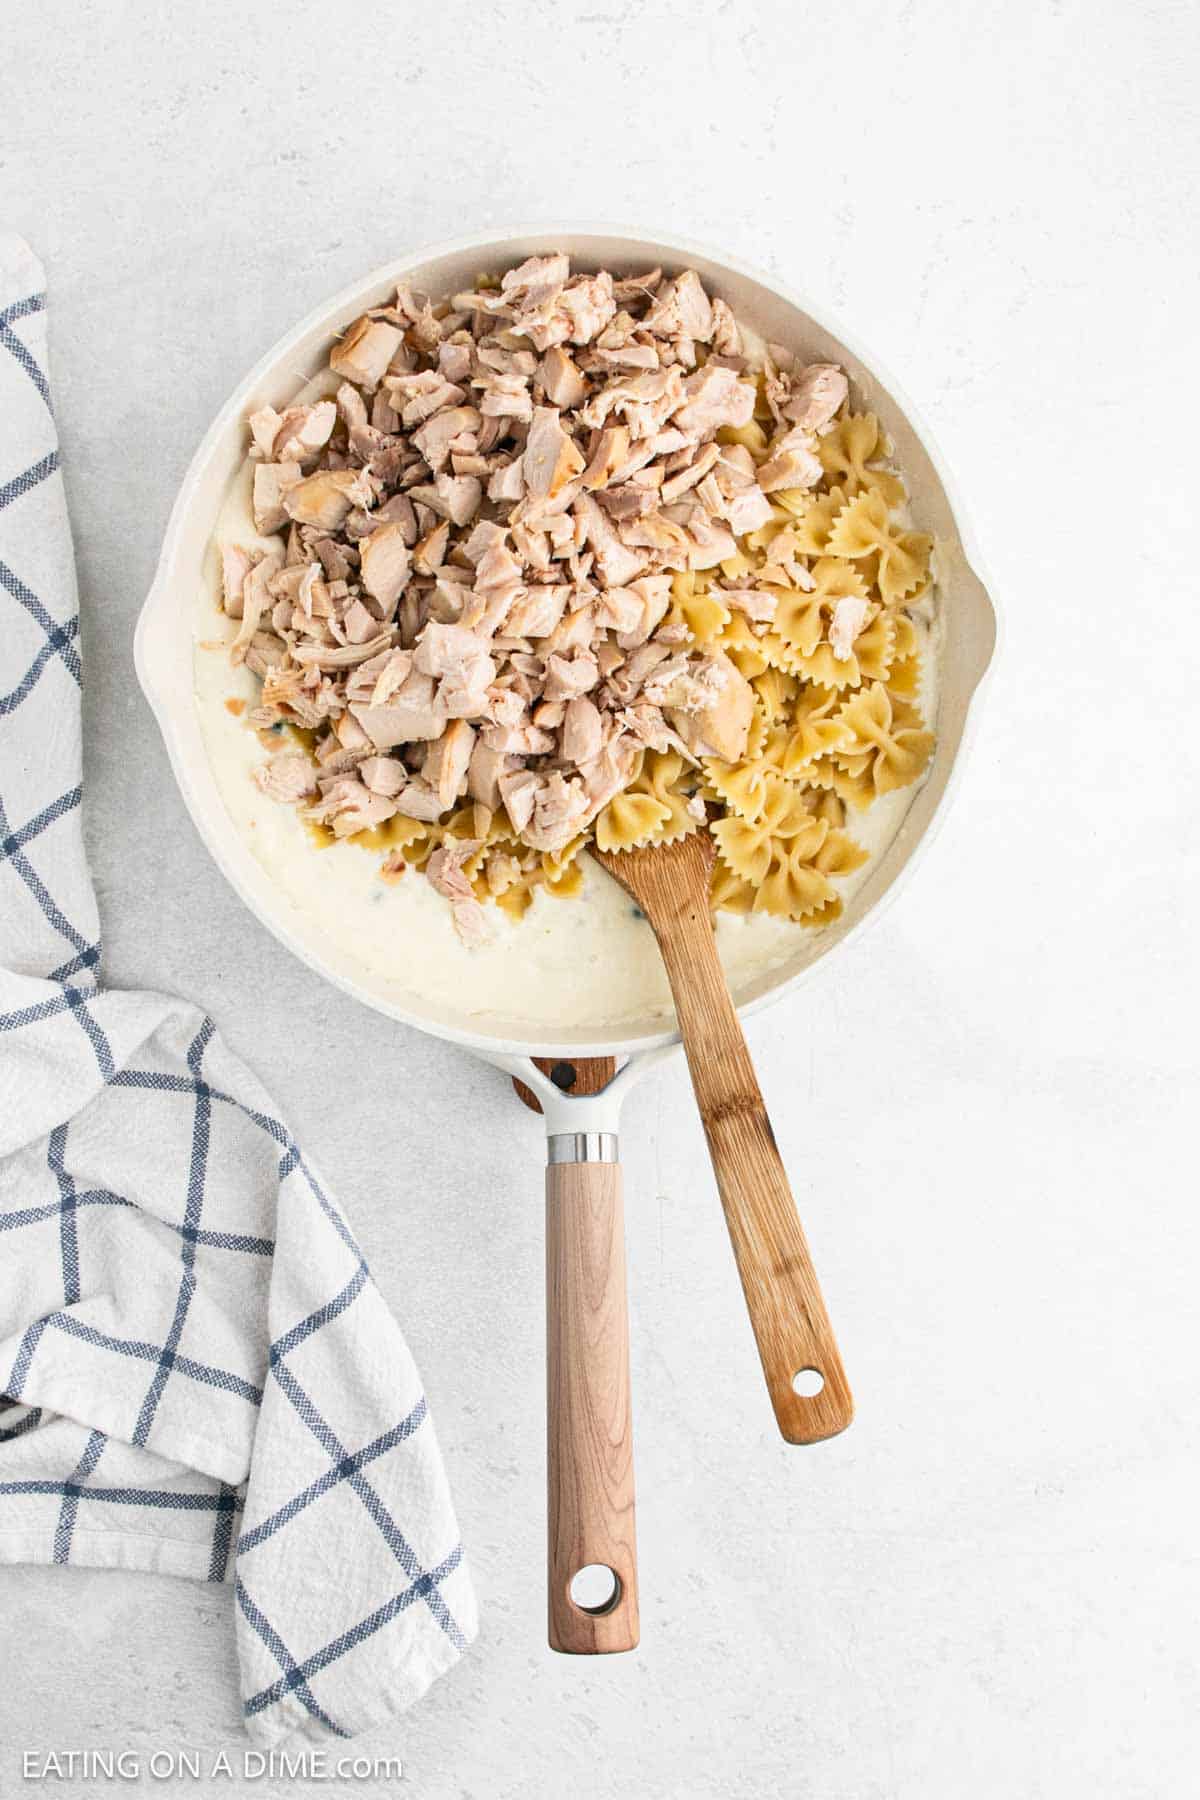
[[2, 2, 1197, 1795]]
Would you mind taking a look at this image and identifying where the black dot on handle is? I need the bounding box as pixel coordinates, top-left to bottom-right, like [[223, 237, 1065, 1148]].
[[550, 1061, 578, 1091]]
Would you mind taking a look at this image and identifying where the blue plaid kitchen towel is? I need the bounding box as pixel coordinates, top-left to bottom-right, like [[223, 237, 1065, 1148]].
[[0, 235, 477, 1741]]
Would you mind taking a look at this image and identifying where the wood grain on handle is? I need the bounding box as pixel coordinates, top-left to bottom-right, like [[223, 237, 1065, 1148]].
[[595, 835, 853, 1445], [546, 1160, 639, 1653]]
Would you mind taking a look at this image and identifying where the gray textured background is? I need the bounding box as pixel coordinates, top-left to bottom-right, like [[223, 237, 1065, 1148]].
[[2, 2, 1198, 1796]]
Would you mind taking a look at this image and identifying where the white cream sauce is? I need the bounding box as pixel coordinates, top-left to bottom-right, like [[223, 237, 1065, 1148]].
[[193, 349, 940, 1034]]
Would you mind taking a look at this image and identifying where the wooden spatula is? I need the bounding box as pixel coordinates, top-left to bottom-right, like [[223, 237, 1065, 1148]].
[[593, 830, 853, 1445]]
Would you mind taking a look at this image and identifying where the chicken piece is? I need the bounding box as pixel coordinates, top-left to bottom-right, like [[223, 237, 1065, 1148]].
[[358, 524, 411, 613], [412, 404, 482, 472], [575, 492, 647, 588], [673, 364, 756, 436], [414, 621, 496, 691], [783, 363, 849, 433], [561, 694, 603, 765], [330, 315, 405, 391], [484, 721, 555, 755], [230, 552, 282, 664], [220, 544, 253, 618], [724, 485, 773, 534], [559, 272, 617, 346], [422, 719, 476, 811], [660, 442, 721, 505], [663, 649, 755, 761], [523, 772, 591, 851], [498, 766, 542, 835], [273, 400, 337, 465], [671, 270, 714, 343], [757, 429, 823, 493], [349, 669, 448, 746], [253, 751, 316, 804], [580, 732, 640, 814], [614, 574, 673, 648], [309, 774, 398, 837], [438, 339, 473, 385], [498, 252, 571, 313], [344, 646, 412, 707], [686, 514, 739, 569], [487, 459, 526, 503], [523, 407, 586, 498], [591, 586, 646, 634], [412, 519, 450, 574], [580, 425, 630, 491], [283, 467, 374, 532], [710, 297, 740, 357], [252, 462, 302, 534], [393, 777, 444, 822], [248, 406, 283, 459], [426, 843, 490, 948], [502, 584, 568, 639], [467, 738, 515, 810], [407, 473, 482, 527], [540, 345, 588, 410], [543, 650, 600, 703], [360, 755, 409, 797], [829, 595, 873, 661]]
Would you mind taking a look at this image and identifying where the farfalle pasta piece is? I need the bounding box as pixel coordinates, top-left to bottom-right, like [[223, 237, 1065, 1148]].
[[710, 859, 757, 915], [751, 665, 798, 721], [817, 413, 906, 508], [595, 788, 672, 852], [773, 483, 852, 546], [779, 684, 853, 776], [715, 613, 772, 680], [826, 489, 932, 605], [668, 571, 730, 645], [634, 749, 702, 846], [704, 754, 774, 822], [836, 681, 936, 796], [712, 772, 828, 887]]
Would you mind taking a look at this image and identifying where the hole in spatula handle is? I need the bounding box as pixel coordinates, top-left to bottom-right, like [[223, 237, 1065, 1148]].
[[791, 1368, 825, 1397], [569, 1564, 622, 1615]]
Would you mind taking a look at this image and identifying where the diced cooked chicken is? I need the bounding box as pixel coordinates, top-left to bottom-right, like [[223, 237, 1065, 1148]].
[[673, 364, 756, 436], [523, 407, 585, 498], [498, 766, 541, 835], [561, 694, 603, 765], [575, 491, 647, 587], [467, 738, 514, 810], [426, 843, 490, 947], [783, 363, 849, 433], [330, 315, 405, 391], [581, 425, 630, 491], [757, 429, 823, 493], [710, 297, 740, 356], [360, 755, 409, 797], [422, 718, 475, 811], [350, 669, 447, 746], [253, 751, 316, 803], [358, 523, 411, 611], [283, 467, 374, 531], [221, 544, 253, 618], [408, 473, 482, 527], [252, 462, 302, 534], [671, 270, 714, 343], [540, 346, 588, 409], [829, 594, 873, 660], [273, 400, 337, 464], [412, 404, 482, 472], [663, 649, 755, 762], [308, 773, 398, 837]]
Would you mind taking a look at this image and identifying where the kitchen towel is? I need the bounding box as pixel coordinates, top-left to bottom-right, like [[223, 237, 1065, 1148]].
[[0, 234, 476, 1743]]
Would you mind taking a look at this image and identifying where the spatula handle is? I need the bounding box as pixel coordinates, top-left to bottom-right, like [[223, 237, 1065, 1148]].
[[656, 901, 853, 1445], [545, 1147, 639, 1653]]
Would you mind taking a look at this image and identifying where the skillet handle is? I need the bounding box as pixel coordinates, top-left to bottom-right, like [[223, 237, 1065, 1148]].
[[545, 1138, 639, 1653]]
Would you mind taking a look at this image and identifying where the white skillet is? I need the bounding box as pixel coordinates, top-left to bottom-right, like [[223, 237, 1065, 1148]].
[[135, 227, 999, 1654]]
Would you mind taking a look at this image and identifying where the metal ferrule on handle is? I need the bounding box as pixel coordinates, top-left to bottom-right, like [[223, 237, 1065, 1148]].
[[547, 1132, 619, 1165]]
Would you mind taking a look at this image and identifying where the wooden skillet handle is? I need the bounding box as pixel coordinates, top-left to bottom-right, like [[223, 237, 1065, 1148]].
[[652, 882, 853, 1444], [546, 1148, 639, 1652]]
